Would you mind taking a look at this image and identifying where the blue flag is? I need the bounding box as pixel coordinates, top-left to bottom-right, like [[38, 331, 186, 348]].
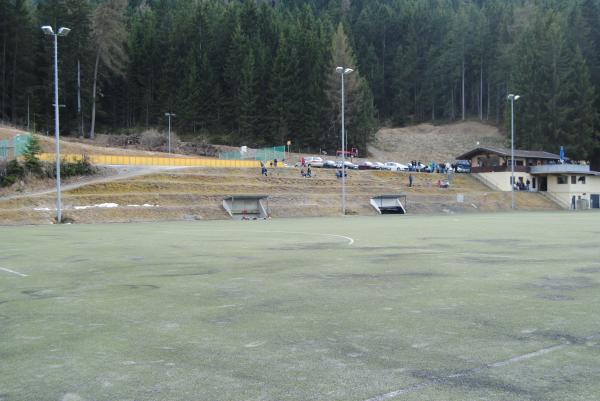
[[559, 146, 565, 162]]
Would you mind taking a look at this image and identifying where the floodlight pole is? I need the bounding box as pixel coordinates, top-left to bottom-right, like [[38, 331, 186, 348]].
[[337, 66, 353, 215], [42, 26, 70, 223], [165, 112, 175, 153], [508, 94, 519, 210]]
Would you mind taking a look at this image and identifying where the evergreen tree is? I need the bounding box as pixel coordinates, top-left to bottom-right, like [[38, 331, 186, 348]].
[[3, 0, 599, 162], [267, 32, 298, 145], [563, 47, 596, 159], [326, 23, 375, 153], [238, 49, 258, 143]]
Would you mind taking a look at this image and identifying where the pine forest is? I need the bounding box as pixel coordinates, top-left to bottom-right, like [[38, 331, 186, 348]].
[[1, 0, 599, 164]]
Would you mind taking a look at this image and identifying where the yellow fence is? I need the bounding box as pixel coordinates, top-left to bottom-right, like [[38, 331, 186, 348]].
[[39, 153, 262, 168]]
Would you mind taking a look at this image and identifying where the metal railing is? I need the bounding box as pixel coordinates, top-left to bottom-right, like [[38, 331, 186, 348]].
[[529, 164, 591, 174], [471, 166, 529, 173]]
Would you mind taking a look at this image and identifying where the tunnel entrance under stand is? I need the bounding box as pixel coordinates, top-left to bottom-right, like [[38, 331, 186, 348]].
[[222, 195, 270, 220], [370, 195, 407, 215]]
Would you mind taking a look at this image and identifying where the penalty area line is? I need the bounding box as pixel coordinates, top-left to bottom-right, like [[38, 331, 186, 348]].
[[363, 342, 567, 401], [0, 267, 28, 277]]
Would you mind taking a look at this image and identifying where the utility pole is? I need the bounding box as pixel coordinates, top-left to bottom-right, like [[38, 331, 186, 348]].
[[165, 112, 176, 153]]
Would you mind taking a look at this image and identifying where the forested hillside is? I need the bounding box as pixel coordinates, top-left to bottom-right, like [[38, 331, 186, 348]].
[[0, 0, 599, 164]]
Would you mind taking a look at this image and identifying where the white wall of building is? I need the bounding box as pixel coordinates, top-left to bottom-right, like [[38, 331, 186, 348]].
[[476, 172, 600, 209], [546, 174, 600, 209]]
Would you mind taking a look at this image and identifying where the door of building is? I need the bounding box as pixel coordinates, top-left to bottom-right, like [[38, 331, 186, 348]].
[[591, 194, 600, 209], [540, 176, 548, 192]]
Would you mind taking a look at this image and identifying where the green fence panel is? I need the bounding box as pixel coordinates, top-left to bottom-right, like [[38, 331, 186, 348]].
[[13, 135, 31, 157], [0, 139, 7, 160], [219, 145, 285, 161], [0, 135, 32, 160]]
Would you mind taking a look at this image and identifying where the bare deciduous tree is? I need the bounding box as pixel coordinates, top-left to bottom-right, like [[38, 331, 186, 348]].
[[89, 0, 128, 139]]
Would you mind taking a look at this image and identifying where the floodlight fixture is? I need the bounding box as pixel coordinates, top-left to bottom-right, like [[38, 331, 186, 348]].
[[41, 26, 54, 35], [57, 27, 71, 36]]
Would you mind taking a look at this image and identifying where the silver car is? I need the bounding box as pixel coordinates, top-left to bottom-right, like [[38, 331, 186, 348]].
[[383, 162, 408, 171]]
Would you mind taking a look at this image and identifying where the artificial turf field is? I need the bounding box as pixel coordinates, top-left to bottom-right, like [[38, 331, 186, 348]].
[[1, 212, 599, 401]]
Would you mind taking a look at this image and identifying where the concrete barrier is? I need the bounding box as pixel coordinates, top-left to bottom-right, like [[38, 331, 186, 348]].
[[223, 195, 269, 220], [370, 195, 407, 214]]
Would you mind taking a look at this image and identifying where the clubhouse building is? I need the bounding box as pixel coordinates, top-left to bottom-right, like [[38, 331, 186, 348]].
[[456, 146, 600, 209]]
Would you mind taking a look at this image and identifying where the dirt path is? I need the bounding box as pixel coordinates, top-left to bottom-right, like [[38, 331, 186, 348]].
[[1, 165, 187, 201]]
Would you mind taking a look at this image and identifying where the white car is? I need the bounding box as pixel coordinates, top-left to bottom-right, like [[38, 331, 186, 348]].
[[304, 156, 323, 167], [383, 162, 408, 171]]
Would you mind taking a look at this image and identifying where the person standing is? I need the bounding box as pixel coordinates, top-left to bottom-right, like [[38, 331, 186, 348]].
[[261, 162, 268, 177], [408, 174, 413, 187]]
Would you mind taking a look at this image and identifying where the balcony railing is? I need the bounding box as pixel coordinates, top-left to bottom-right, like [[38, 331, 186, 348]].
[[471, 166, 529, 173], [529, 164, 590, 174]]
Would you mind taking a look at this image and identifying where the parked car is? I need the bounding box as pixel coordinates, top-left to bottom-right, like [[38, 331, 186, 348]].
[[322, 160, 338, 168], [304, 156, 323, 167], [336, 160, 359, 170], [373, 162, 386, 170], [454, 160, 471, 173], [358, 161, 377, 170], [383, 162, 409, 171]]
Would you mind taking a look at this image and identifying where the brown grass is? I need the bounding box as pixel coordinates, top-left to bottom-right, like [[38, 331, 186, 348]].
[[0, 125, 210, 158], [368, 120, 506, 163], [0, 166, 560, 225]]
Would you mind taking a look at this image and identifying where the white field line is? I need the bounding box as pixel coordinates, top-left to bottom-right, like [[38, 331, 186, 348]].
[[0, 267, 28, 277], [363, 342, 569, 401], [455, 252, 545, 262], [201, 229, 355, 246], [485, 344, 567, 368], [258, 230, 355, 246]]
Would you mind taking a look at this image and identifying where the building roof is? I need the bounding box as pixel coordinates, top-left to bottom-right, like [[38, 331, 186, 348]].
[[457, 146, 564, 161]]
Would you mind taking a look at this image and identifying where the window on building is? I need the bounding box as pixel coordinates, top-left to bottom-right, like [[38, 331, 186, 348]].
[[578, 176, 586, 184], [571, 175, 577, 184], [557, 176, 568, 184]]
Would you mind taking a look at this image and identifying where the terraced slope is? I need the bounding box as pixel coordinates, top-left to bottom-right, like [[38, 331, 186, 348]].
[[0, 167, 560, 225]]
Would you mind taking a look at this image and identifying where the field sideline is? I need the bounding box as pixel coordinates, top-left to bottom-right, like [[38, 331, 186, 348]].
[[1, 212, 599, 401]]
